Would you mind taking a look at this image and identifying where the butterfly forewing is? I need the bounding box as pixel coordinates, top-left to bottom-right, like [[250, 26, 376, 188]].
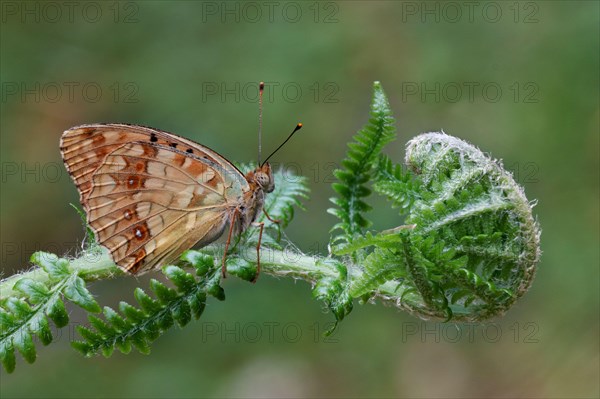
[[61, 124, 250, 273], [60, 124, 248, 205]]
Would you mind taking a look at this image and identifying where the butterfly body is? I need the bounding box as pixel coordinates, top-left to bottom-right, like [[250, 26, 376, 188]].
[[61, 123, 273, 275]]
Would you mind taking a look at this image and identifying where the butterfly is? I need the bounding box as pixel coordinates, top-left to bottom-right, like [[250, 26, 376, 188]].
[[60, 85, 301, 280]]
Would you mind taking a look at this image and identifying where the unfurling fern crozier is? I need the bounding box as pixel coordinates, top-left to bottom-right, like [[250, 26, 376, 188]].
[[398, 132, 541, 320], [330, 82, 541, 323]]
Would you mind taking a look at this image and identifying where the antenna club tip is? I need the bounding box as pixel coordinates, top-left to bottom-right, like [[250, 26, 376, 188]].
[[259, 82, 265, 90], [297, 123, 303, 128]]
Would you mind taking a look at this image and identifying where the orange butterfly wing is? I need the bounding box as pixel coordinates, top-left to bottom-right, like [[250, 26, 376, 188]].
[[61, 124, 249, 273], [61, 123, 248, 205]]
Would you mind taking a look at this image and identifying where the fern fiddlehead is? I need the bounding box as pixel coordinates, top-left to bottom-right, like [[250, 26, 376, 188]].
[[331, 82, 541, 322], [397, 132, 541, 319]]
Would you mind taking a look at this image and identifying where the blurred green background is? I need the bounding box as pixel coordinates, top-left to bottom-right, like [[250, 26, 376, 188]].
[[1, 1, 598, 397]]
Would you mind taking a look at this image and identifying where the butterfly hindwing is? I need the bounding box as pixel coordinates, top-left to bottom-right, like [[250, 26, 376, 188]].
[[95, 200, 229, 273]]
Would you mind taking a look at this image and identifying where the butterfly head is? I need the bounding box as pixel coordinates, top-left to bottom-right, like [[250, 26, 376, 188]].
[[249, 163, 274, 193]]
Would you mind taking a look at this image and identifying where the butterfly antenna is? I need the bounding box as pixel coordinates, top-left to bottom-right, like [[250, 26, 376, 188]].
[[261, 122, 303, 166], [258, 81, 264, 166]]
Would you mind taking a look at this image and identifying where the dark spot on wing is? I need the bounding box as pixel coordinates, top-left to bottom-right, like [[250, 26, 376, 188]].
[[123, 209, 134, 220], [186, 148, 193, 154], [78, 127, 97, 138], [127, 249, 147, 274], [150, 133, 158, 142], [126, 175, 145, 189], [133, 222, 149, 241], [92, 133, 106, 146], [170, 143, 178, 148]]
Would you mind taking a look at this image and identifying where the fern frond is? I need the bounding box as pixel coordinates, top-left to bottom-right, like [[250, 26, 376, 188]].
[[374, 154, 421, 213], [72, 252, 223, 357], [237, 165, 309, 246], [262, 170, 309, 228], [312, 259, 353, 335], [0, 252, 101, 373], [333, 230, 405, 255], [348, 246, 407, 299], [69, 203, 95, 245], [328, 81, 396, 245]]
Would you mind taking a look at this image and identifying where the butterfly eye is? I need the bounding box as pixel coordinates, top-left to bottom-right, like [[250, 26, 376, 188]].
[[256, 172, 267, 186], [256, 172, 274, 192]]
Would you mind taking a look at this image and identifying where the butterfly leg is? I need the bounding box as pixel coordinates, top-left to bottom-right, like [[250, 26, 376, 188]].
[[222, 208, 240, 278], [251, 221, 265, 283], [262, 209, 282, 241], [263, 208, 280, 224]]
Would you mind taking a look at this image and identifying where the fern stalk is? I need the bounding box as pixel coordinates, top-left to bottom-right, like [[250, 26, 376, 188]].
[[1, 248, 341, 304], [1, 249, 120, 300]]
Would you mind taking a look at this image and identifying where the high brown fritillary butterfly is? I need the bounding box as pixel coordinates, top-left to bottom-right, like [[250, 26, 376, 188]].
[[60, 84, 301, 280]]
